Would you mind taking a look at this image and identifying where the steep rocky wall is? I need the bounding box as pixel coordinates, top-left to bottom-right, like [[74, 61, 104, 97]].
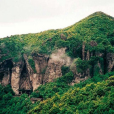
[[43, 48, 72, 83], [1, 47, 114, 95], [0, 59, 13, 85], [32, 54, 48, 90], [11, 61, 24, 94], [107, 53, 114, 72], [0, 47, 92, 94]]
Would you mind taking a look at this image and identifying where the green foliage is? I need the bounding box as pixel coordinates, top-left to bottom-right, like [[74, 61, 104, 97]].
[[76, 58, 90, 74], [0, 85, 37, 114], [29, 74, 114, 114], [0, 72, 114, 114], [0, 12, 114, 78], [66, 37, 82, 57], [28, 58, 36, 73], [61, 65, 70, 75], [31, 71, 74, 99], [0, 11, 113, 63]]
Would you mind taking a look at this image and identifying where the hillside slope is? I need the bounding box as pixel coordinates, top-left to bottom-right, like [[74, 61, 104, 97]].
[[0, 11, 114, 61], [28, 75, 114, 114], [0, 71, 114, 114], [0, 11, 114, 95], [0, 11, 114, 114]]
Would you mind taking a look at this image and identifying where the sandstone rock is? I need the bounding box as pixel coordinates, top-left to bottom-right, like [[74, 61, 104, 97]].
[[107, 53, 114, 72], [43, 48, 71, 83], [11, 61, 24, 95], [32, 54, 48, 89], [1, 47, 114, 95], [0, 59, 13, 86]]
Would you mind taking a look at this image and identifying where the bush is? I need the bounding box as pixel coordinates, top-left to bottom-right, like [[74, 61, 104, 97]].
[[61, 65, 70, 75]]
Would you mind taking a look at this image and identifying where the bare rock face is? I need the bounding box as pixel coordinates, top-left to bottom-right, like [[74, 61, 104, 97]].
[[31, 54, 49, 90], [44, 61, 62, 83], [1, 46, 114, 95], [33, 54, 48, 75], [20, 54, 33, 90], [86, 50, 90, 60], [11, 61, 24, 95], [1, 48, 90, 94], [30, 48, 72, 89], [97, 61, 103, 75], [43, 48, 71, 83], [1, 71, 10, 86], [31, 73, 41, 91], [11, 54, 34, 94], [107, 53, 114, 72], [82, 42, 85, 60], [60, 34, 67, 40], [0, 59, 13, 85]]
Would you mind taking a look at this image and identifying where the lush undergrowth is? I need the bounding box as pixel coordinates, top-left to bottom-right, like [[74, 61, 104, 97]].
[[28, 73, 114, 114], [0, 72, 114, 114], [30, 71, 74, 99], [0, 85, 35, 114]]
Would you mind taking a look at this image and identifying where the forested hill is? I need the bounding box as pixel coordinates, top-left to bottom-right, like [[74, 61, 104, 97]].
[[0, 11, 114, 62], [0, 11, 114, 114], [0, 11, 114, 77]]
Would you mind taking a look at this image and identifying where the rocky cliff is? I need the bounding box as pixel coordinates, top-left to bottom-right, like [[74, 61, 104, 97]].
[[0, 46, 114, 94], [0, 48, 72, 94]]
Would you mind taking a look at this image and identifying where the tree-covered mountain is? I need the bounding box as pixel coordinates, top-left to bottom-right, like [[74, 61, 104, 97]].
[[0, 11, 114, 114], [0, 11, 114, 61]]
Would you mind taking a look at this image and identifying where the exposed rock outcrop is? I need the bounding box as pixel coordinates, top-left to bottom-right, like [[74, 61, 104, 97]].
[[0, 59, 13, 85], [11, 61, 24, 94], [32, 54, 48, 90], [107, 53, 114, 72], [11, 55, 33, 94], [1, 47, 114, 95], [43, 48, 71, 83]]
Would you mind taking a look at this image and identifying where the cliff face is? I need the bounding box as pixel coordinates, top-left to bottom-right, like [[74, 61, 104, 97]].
[[43, 48, 71, 83], [11, 61, 24, 94], [0, 47, 114, 94], [0, 59, 13, 85], [107, 53, 114, 72], [32, 53, 48, 90], [0, 48, 72, 94]]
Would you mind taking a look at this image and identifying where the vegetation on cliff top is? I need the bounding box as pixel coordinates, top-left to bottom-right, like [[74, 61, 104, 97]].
[[0, 11, 114, 59]]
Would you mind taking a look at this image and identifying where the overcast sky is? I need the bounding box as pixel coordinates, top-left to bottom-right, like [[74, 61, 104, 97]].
[[0, 0, 114, 38]]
